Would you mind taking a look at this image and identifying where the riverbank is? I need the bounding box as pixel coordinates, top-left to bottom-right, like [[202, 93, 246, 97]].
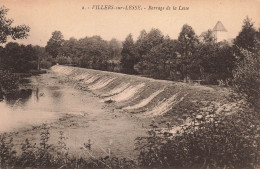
[[1, 65, 239, 161], [1, 69, 147, 160]]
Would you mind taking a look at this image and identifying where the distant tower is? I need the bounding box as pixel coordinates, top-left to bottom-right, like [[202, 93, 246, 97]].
[[213, 21, 228, 42]]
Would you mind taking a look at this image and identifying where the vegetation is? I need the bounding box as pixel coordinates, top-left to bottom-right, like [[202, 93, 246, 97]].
[[136, 105, 259, 169], [0, 6, 30, 44], [0, 42, 49, 94], [0, 124, 136, 169], [1, 42, 37, 72], [29, 16, 255, 87], [45, 31, 65, 58], [41, 17, 259, 86], [1, 105, 259, 169], [0, 6, 31, 95], [1, 5, 259, 86], [48, 33, 122, 72], [232, 47, 260, 110], [0, 71, 19, 93], [232, 18, 260, 110], [120, 34, 138, 74], [233, 17, 258, 60], [0, 6, 50, 95], [134, 18, 260, 169]]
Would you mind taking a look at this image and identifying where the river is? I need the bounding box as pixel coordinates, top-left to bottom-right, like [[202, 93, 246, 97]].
[[0, 70, 146, 158]]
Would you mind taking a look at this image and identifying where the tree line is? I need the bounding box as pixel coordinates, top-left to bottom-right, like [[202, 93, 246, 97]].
[[120, 18, 259, 84], [44, 17, 259, 85], [45, 32, 122, 72], [0, 4, 259, 86]]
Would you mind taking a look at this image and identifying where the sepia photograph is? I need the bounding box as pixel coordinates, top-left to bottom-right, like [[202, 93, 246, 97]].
[[0, 0, 259, 168]]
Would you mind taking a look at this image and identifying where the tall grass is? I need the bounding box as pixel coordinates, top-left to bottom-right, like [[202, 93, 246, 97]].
[[0, 124, 136, 169]]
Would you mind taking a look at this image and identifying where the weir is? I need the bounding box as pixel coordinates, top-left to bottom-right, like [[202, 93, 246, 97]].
[[51, 65, 229, 118], [101, 83, 130, 97], [0, 65, 234, 160]]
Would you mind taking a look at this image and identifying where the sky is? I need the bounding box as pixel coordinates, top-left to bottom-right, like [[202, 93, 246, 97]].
[[1, 0, 260, 46]]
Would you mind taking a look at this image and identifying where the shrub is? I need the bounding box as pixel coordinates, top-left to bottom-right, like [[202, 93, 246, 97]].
[[40, 60, 53, 69], [18, 139, 37, 167], [0, 134, 16, 168], [232, 48, 260, 110], [136, 111, 259, 169], [56, 56, 72, 65]]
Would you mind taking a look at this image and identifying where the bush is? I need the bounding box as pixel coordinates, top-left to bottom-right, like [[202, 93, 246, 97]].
[[232, 49, 260, 110], [136, 111, 259, 169], [0, 134, 16, 168], [40, 60, 54, 69], [56, 56, 72, 65], [0, 71, 19, 93]]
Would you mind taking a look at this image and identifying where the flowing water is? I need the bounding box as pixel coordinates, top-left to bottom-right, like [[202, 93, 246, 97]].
[[0, 71, 146, 158]]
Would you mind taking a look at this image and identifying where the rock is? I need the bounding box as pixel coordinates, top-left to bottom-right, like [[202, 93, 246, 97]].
[[196, 114, 203, 120]]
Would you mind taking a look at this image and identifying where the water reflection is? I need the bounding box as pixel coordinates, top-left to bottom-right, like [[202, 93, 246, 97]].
[[0, 73, 89, 132], [0, 92, 3, 101], [51, 91, 62, 105], [4, 89, 32, 107], [36, 88, 39, 101], [0, 77, 64, 132]]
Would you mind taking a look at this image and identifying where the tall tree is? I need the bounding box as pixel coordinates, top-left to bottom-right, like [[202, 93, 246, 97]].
[[142, 37, 178, 79], [33, 45, 49, 69], [135, 29, 164, 74], [0, 6, 30, 44], [136, 28, 164, 58], [59, 37, 77, 57], [45, 31, 64, 58], [177, 24, 199, 81], [75, 36, 109, 69], [233, 17, 257, 59], [108, 38, 122, 60], [178, 24, 199, 57], [120, 34, 137, 74], [2, 42, 38, 72], [136, 29, 148, 59]]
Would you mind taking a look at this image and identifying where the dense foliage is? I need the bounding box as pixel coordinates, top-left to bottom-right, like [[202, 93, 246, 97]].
[[0, 42, 39, 72], [41, 17, 259, 86], [0, 6, 32, 95], [48, 33, 122, 72], [134, 19, 260, 169], [232, 48, 260, 110], [136, 111, 259, 169], [45, 31, 65, 58], [0, 6, 30, 43], [120, 34, 138, 74], [233, 17, 258, 60], [0, 71, 19, 93]]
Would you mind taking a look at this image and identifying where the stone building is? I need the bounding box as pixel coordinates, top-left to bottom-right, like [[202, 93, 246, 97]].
[[213, 21, 228, 42]]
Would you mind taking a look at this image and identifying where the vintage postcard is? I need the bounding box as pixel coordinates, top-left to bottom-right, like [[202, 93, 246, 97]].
[[0, 0, 259, 168]]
